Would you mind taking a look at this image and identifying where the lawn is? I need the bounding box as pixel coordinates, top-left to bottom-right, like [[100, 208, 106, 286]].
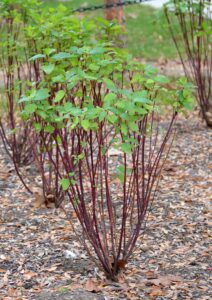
[[42, 0, 178, 60]]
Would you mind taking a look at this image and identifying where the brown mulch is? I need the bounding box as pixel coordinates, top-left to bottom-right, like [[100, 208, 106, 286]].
[[0, 112, 211, 300]]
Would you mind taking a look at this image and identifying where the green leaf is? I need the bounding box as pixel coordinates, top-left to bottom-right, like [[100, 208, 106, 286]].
[[122, 143, 132, 154], [133, 97, 150, 104], [154, 75, 170, 84], [54, 90, 65, 103], [37, 110, 47, 119], [33, 122, 42, 132], [67, 82, 77, 90], [52, 52, 71, 60], [99, 110, 107, 122], [81, 141, 87, 148], [24, 103, 37, 114], [56, 135, 62, 144], [42, 64, 55, 74], [90, 47, 105, 55], [116, 165, 125, 184], [70, 179, 77, 185], [104, 92, 116, 103], [116, 101, 127, 109], [52, 75, 65, 83], [62, 103, 72, 113], [70, 117, 79, 129], [133, 92, 150, 104], [60, 178, 70, 191], [29, 54, 46, 61], [81, 119, 90, 131], [34, 89, 49, 101], [129, 121, 139, 132], [78, 153, 85, 160], [18, 96, 31, 103], [108, 114, 118, 124], [182, 100, 193, 111], [43, 48, 56, 56], [44, 125, 54, 133], [121, 123, 128, 135], [103, 78, 117, 91], [18, 89, 36, 103], [146, 79, 155, 85], [137, 108, 147, 115], [89, 63, 99, 71], [70, 107, 82, 116]]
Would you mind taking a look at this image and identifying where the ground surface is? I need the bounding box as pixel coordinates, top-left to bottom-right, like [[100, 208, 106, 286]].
[[0, 112, 211, 300]]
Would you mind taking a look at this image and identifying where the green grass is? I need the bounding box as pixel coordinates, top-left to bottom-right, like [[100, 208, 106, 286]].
[[41, 0, 178, 60], [125, 5, 178, 59], [42, 0, 100, 9]]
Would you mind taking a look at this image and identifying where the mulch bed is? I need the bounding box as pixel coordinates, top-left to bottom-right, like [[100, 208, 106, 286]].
[[0, 112, 211, 300]]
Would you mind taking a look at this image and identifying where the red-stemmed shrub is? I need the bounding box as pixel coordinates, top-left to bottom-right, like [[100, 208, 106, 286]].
[[164, 0, 212, 126], [22, 41, 193, 279], [0, 1, 123, 199]]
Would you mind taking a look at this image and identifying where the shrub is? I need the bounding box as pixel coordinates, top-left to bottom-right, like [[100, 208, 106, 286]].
[[0, 0, 41, 192], [0, 0, 123, 198], [21, 40, 193, 279], [164, 0, 212, 127], [22, 10, 125, 203]]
